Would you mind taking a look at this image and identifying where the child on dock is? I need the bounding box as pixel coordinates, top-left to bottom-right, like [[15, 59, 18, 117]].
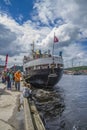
[[23, 83, 32, 99]]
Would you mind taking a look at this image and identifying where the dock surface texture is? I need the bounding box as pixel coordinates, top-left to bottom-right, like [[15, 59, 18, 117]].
[[0, 82, 25, 130], [0, 81, 46, 130]]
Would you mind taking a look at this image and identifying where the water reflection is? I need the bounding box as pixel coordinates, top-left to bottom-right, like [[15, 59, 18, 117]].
[[57, 75, 87, 130], [32, 75, 87, 130], [32, 87, 65, 130]]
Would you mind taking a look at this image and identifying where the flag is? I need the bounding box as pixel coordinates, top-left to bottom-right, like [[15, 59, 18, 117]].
[[54, 35, 59, 43]]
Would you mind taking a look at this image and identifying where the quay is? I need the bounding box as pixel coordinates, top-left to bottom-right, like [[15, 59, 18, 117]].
[[0, 81, 46, 130]]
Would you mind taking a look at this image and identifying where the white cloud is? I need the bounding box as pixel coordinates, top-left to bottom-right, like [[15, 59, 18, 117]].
[[0, 0, 87, 67], [33, 0, 87, 67], [0, 13, 51, 66]]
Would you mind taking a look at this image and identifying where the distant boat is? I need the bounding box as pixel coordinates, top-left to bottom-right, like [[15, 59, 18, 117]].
[[73, 71, 82, 75]]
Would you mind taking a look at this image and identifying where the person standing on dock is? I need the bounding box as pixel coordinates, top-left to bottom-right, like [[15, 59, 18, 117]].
[[14, 70, 22, 91], [6, 70, 12, 90], [12, 71, 15, 85]]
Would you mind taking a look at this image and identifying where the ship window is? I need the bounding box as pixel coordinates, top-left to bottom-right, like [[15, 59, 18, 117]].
[[34, 66, 36, 69], [25, 67, 28, 71], [57, 64, 63, 68], [35, 64, 49, 69], [41, 64, 49, 69], [60, 64, 63, 67], [40, 66, 42, 69], [36, 65, 40, 69], [57, 64, 60, 68], [28, 66, 34, 70], [31, 66, 34, 70]]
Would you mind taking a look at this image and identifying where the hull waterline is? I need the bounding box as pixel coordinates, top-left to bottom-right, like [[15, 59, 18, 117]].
[[25, 68, 63, 88]]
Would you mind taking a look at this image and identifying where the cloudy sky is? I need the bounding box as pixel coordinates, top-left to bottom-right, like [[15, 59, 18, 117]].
[[0, 0, 87, 68]]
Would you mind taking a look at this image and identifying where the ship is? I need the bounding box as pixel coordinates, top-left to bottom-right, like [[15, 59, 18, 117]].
[[23, 34, 63, 88], [23, 51, 63, 88]]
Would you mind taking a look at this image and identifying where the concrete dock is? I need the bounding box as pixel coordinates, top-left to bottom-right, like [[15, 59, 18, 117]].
[[0, 82, 25, 130], [0, 82, 46, 130]]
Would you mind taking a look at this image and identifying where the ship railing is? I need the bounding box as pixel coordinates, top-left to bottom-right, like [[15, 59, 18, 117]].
[[23, 56, 62, 63]]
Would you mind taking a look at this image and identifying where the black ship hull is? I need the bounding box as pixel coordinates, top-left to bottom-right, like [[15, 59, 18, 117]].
[[25, 68, 63, 88]]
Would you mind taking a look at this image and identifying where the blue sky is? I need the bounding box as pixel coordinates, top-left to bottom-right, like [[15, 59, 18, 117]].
[[0, 0, 34, 23], [0, 0, 87, 67]]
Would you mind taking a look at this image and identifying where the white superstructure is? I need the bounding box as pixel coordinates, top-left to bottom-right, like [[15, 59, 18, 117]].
[[23, 56, 63, 71]]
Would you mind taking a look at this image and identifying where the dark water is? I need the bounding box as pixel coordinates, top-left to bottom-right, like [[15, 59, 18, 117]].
[[34, 74, 87, 130]]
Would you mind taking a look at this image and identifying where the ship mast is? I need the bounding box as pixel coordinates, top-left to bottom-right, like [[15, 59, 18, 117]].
[[32, 41, 34, 53], [52, 32, 59, 64], [52, 32, 55, 64], [31, 41, 35, 59]]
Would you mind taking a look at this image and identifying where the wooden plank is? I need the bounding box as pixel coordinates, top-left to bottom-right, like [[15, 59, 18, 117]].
[[24, 98, 35, 130], [30, 101, 46, 130]]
